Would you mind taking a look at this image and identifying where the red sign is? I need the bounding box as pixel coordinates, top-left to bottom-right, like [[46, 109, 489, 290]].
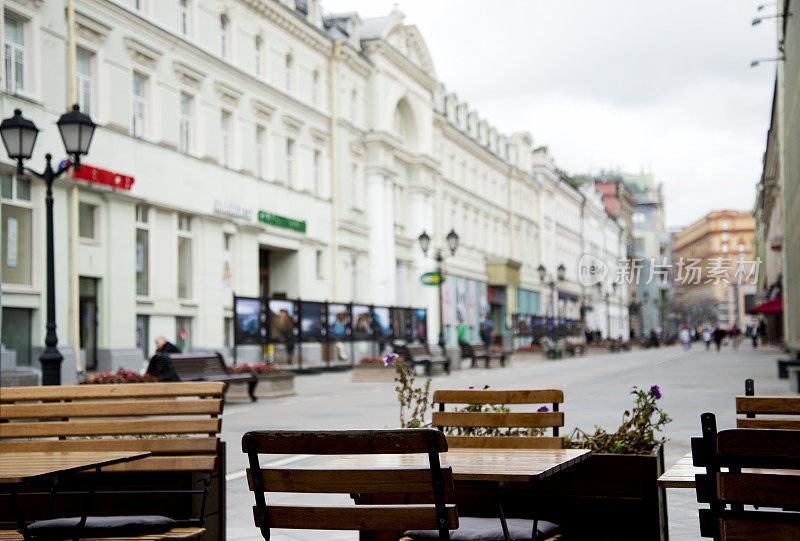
[[72, 164, 134, 191]]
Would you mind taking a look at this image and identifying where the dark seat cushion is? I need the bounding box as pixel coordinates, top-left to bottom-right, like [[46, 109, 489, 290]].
[[24, 515, 176, 538], [406, 516, 560, 541]]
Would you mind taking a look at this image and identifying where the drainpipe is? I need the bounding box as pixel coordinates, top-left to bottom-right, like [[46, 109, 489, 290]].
[[67, 0, 81, 374], [330, 41, 342, 301]]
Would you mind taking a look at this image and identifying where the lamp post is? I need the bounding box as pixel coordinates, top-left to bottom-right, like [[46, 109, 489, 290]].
[[1, 106, 96, 385], [418, 229, 459, 356], [596, 282, 617, 340], [537, 263, 565, 338]]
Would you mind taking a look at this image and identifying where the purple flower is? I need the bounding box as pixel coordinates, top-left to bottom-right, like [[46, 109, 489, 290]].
[[649, 406, 656, 412], [468, 386, 475, 389], [650, 385, 662, 400], [384, 353, 399, 365], [537, 406, 549, 413]]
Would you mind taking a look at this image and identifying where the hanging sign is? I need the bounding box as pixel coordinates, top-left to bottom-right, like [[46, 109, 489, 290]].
[[420, 271, 445, 286], [72, 164, 134, 190]]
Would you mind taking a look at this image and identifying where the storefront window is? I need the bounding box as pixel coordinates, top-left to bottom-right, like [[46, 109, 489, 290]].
[[175, 316, 192, 351], [1, 307, 32, 365], [2, 203, 32, 285], [136, 228, 149, 296]]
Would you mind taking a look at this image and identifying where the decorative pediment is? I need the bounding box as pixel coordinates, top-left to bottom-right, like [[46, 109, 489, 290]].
[[251, 98, 276, 121], [309, 127, 328, 145], [385, 25, 436, 79], [214, 80, 243, 105], [281, 113, 304, 133], [173, 61, 206, 89], [349, 141, 366, 158], [74, 10, 111, 44], [124, 37, 161, 70]]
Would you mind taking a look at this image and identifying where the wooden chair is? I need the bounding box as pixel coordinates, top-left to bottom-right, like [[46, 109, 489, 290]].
[[736, 378, 800, 430], [694, 412, 800, 540], [241, 429, 458, 541], [433, 389, 564, 449], [0, 382, 226, 540], [168, 351, 258, 401]]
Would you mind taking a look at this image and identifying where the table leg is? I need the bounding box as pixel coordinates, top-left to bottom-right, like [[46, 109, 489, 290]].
[[9, 488, 32, 541], [71, 466, 100, 541], [496, 484, 511, 541]]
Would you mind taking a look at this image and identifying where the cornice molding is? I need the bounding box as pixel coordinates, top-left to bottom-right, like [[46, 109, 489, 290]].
[[74, 9, 111, 44], [282, 112, 304, 132], [309, 126, 328, 144], [238, 0, 333, 56], [173, 60, 206, 89], [214, 80, 244, 105], [251, 97, 276, 120], [123, 36, 161, 70]]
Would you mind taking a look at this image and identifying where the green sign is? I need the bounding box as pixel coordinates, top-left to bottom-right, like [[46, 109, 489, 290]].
[[420, 272, 445, 286], [258, 210, 306, 233]]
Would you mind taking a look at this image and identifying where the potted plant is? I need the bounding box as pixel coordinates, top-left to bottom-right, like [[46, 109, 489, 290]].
[[227, 363, 295, 399], [536, 385, 672, 541], [352, 354, 398, 382]]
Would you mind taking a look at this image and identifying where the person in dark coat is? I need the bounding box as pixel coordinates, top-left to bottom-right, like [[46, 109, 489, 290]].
[[146, 336, 182, 381], [712, 327, 726, 352]]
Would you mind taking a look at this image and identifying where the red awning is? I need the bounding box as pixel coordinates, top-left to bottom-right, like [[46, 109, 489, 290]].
[[748, 296, 783, 314]]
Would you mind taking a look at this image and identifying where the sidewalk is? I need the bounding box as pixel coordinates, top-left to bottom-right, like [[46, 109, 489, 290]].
[[221, 343, 789, 541]]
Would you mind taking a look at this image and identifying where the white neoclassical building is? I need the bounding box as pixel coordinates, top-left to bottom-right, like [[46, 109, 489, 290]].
[[0, 0, 629, 381]]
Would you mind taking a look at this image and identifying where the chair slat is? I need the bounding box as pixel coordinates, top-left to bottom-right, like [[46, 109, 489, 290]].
[[0, 399, 223, 420], [736, 418, 800, 430], [247, 467, 453, 495], [444, 435, 563, 449], [104, 455, 217, 473], [242, 429, 447, 454], [253, 505, 458, 531], [432, 411, 563, 429], [0, 437, 218, 455], [433, 389, 563, 404], [736, 396, 800, 415], [718, 472, 800, 507], [718, 429, 800, 461], [721, 517, 800, 539], [0, 382, 225, 402], [1, 418, 221, 438]]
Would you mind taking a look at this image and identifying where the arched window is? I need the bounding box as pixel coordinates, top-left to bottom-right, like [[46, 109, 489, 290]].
[[393, 107, 407, 140], [392, 98, 416, 148]]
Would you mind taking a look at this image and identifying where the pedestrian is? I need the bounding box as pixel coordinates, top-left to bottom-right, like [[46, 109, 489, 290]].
[[680, 327, 691, 351], [479, 314, 494, 349], [713, 326, 725, 352], [146, 336, 182, 381], [751, 325, 759, 349], [457, 318, 469, 347], [730, 326, 741, 350], [702, 328, 711, 350], [648, 329, 659, 349]]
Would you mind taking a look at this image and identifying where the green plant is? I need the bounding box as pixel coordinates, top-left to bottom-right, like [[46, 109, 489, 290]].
[[563, 385, 672, 454], [387, 353, 431, 428], [446, 385, 548, 437]]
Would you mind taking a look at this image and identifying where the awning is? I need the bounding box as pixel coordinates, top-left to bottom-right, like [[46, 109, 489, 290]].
[[748, 296, 783, 314]]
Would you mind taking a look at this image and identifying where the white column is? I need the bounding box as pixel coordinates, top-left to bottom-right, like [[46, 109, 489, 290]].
[[367, 171, 388, 304], [384, 176, 397, 304]]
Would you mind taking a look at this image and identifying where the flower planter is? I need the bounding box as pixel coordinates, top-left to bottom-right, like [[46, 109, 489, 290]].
[[225, 373, 295, 400], [351, 364, 396, 382]]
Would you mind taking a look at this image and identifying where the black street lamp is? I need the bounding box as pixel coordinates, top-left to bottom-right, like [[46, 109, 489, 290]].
[[418, 229, 458, 355], [538, 264, 565, 338], [1, 105, 96, 385], [596, 282, 617, 340]]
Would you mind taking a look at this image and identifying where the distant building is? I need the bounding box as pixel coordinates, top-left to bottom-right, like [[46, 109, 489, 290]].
[[622, 173, 672, 336], [672, 210, 756, 329]]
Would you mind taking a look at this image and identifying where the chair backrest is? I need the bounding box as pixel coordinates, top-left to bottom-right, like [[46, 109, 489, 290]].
[[432, 389, 564, 449], [242, 429, 457, 541], [694, 412, 800, 539], [0, 382, 224, 473], [736, 378, 800, 430], [169, 352, 228, 379]]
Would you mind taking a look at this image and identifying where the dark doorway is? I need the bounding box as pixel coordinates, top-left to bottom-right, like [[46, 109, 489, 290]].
[[79, 277, 98, 370], [136, 314, 149, 360], [259, 247, 270, 298]]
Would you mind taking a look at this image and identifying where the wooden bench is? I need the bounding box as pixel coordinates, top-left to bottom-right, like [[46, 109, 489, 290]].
[[693, 412, 800, 539], [777, 354, 800, 379], [460, 343, 504, 368], [169, 351, 258, 402], [0, 382, 226, 540], [736, 378, 800, 429], [395, 343, 451, 376], [433, 389, 564, 449]]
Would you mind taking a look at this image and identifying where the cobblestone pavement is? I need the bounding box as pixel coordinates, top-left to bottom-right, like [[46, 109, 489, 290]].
[[220, 343, 789, 541]]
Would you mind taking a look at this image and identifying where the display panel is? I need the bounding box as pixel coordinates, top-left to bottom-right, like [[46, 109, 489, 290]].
[[234, 296, 265, 345], [327, 303, 352, 340], [372, 307, 391, 339], [268, 299, 298, 343], [403, 308, 415, 341], [300, 301, 326, 342], [351, 305, 373, 340], [414, 308, 427, 342]]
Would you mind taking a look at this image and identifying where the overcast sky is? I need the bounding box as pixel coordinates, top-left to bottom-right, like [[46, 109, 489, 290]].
[[321, 0, 777, 228]]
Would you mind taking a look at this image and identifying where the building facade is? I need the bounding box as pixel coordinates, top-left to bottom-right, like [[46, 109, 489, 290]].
[[672, 210, 756, 329], [0, 0, 629, 381]]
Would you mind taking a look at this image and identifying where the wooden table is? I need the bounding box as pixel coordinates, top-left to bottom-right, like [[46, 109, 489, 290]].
[[657, 452, 800, 489], [316, 448, 591, 483], [0, 451, 151, 485]]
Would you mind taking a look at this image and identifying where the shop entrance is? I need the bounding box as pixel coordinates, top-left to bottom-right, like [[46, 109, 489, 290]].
[[259, 247, 270, 298], [79, 277, 99, 370]]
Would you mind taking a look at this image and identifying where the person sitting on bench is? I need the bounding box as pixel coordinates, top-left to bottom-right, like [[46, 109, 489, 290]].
[[147, 336, 182, 381]]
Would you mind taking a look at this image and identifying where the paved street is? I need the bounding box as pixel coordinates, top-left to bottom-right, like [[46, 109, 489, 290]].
[[221, 344, 789, 541]]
